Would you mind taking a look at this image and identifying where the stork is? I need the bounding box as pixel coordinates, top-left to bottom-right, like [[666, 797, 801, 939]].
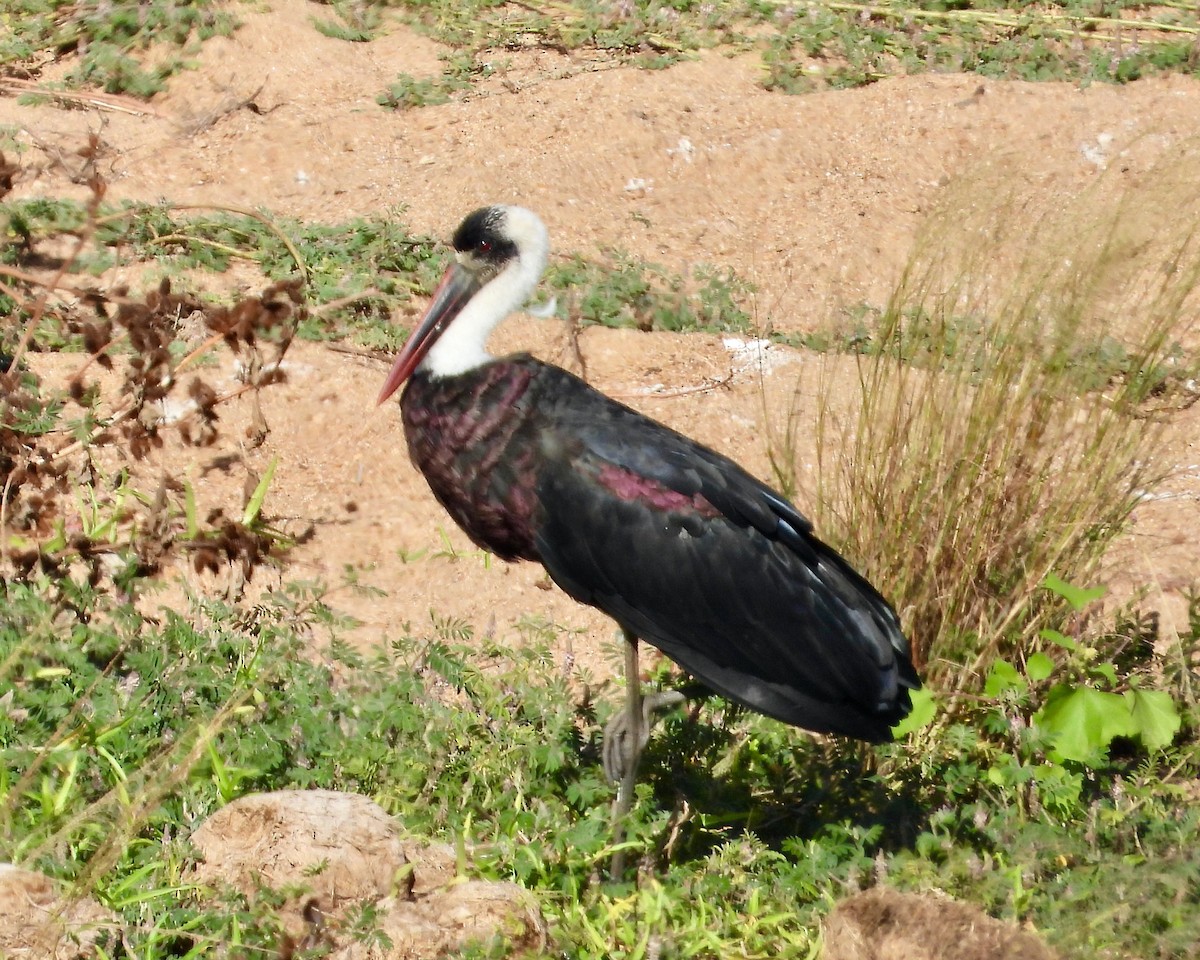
[[377, 206, 920, 877]]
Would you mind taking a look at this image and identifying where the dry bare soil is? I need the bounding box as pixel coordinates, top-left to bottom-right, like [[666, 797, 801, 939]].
[[5, 0, 1200, 687]]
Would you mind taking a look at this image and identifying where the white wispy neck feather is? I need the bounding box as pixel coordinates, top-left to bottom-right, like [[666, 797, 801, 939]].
[[422, 206, 550, 378]]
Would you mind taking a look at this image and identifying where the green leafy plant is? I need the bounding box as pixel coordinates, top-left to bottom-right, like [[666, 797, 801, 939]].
[[378, 71, 472, 109], [312, 1, 384, 42], [378, 50, 487, 109], [983, 575, 1182, 766], [546, 252, 754, 333]]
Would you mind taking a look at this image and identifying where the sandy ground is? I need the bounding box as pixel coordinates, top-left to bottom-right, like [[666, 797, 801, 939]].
[[4, 0, 1200, 686]]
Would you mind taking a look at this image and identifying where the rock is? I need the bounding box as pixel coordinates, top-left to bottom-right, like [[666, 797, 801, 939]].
[[0, 863, 117, 959], [188, 789, 545, 958], [189, 789, 410, 907], [333, 881, 546, 960], [822, 888, 1058, 960]]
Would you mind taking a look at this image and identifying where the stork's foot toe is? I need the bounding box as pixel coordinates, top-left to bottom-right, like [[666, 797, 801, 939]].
[[602, 689, 686, 784]]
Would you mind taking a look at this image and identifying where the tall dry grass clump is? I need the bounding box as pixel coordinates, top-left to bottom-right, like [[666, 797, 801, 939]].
[[810, 141, 1200, 687]]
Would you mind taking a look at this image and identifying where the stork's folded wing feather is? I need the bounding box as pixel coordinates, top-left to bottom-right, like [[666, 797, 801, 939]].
[[528, 366, 919, 742]]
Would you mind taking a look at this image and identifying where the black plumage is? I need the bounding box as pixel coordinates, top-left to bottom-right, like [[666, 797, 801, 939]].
[[401, 354, 919, 742], [381, 205, 922, 877]]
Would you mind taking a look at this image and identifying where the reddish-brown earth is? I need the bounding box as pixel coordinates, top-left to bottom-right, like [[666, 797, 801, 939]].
[[4, 0, 1200, 700]]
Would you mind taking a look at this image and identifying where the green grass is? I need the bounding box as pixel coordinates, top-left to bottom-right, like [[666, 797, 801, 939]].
[[1, 198, 760, 344], [377, 51, 488, 109], [546, 252, 756, 334], [1, 575, 1197, 957], [759, 0, 1200, 92], [378, 70, 474, 109], [2, 198, 445, 348], [381, 0, 1200, 94], [0, 0, 237, 97], [311, 1, 386, 43], [3, 0, 1199, 101]]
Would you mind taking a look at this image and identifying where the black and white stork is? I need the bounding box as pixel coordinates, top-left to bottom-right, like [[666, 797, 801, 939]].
[[378, 205, 921, 875]]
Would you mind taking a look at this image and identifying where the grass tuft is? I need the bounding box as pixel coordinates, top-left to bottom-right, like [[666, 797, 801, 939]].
[[1, 0, 237, 97], [547, 252, 755, 334], [803, 142, 1200, 680]]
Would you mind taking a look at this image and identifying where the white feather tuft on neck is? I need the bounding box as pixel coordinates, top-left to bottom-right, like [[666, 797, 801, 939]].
[[422, 207, 550, 378]]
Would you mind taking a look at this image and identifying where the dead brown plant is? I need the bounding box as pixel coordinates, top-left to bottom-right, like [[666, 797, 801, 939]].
[[0, 145, 305, 597]]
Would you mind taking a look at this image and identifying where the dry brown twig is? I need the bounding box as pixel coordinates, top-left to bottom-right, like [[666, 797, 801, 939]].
[[0, 77, 171, 117], [177, 80, 270, 137], [0, 148, 306, 591]]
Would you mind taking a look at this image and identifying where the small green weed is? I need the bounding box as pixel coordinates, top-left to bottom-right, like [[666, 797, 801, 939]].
[[312, 1, 385, 42], [547, 252, 755, 334], [1, 0, 238, 96], [378, 51, 487, 110], [378, 71, 469, 109]]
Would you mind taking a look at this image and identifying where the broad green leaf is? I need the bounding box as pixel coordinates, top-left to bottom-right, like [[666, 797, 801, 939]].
[[1034, 684, 1137, 764], [1089, 662, 1118, 686], [892, 686, 936, 737], [1025, 652, 1054, 682], [1039, 627, 1077, 651], [985, 659, 1026, 697], [1125, 689, 1181, 752], [242, 455, 279, 527], [1041, 573, 1106, 612]]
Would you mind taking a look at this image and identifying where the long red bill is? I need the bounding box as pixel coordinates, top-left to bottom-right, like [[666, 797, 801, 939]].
[[376, 262, 482, 405]]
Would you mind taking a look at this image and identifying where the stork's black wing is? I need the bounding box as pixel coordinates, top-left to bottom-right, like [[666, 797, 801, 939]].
[[528, 364, 919, 742]]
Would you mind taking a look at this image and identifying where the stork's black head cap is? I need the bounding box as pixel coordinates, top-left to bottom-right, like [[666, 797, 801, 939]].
[[452, 206, 518, 267]]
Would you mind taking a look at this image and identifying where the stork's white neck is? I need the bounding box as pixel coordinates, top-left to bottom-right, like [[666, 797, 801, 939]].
[[421, 208, 550, 378]]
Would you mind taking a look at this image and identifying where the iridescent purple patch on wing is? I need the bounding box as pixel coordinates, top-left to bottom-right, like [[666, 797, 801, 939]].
[[596, 464, 721, 518]]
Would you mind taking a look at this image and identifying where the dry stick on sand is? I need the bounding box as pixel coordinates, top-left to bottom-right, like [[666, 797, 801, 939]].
[[0, 78, 171, 117]]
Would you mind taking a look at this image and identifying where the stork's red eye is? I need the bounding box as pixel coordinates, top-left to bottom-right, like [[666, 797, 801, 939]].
[[479, 239, 492, 253]]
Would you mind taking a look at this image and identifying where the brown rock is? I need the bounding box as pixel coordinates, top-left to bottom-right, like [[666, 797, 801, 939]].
[[333, 881, 546, 960], [822, 888, 1058, 960], [188, 789, 545, 958], [189, 789, 410, 907], [0, 864, 118, 959]]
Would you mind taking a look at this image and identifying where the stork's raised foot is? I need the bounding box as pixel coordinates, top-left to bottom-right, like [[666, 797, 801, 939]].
[[602, 689, 687, 784]]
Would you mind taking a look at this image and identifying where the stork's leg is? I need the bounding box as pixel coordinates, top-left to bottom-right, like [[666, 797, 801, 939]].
[[605, 629, 684, 880], [608, 630, 642, 880]]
